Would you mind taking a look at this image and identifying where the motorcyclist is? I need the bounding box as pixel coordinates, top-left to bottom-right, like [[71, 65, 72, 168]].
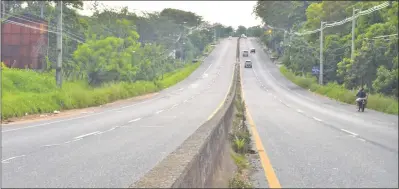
[[355, 87, 367, 111]]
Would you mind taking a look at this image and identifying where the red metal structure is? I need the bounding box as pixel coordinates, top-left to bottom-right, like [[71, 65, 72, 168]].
[[1, 13, 48, 69]]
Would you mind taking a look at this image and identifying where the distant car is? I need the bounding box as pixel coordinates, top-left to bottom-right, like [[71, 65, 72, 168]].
[[244, 60, 252, 68], [242, 50, 249, 57], [250, 48, 255, 53]]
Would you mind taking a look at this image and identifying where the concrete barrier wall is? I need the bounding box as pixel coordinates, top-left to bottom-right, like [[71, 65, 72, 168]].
[[131, 39, 240, 188]]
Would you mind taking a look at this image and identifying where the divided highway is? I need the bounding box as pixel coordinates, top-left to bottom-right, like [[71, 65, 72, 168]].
[[1, 38, 237, 188], [240, 38, 398, 188]]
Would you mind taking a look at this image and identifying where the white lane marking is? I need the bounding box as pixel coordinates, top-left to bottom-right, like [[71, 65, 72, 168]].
[[103, 126, 118, 132], [190, 83, 199, 89], [41, 143, 62, 147], [296, 109, 304, 113], [1, 95, 165, 133], [172, 104, 179, 108], [202, 73, 209, 78], [340, 129, 358, 136], [74, 131, 100, 139], [64, 138, 82, 144], [313, 117, 323, 122], [140, 126, 164, 128], [155, 110, 164, 114], [128, 118, 142, 123], [178, 88, 184, 91], [2, 155, 26, 163], [358, 138, 366, 142], [204, 63, 213, 73], [183, 99, 188, 103]]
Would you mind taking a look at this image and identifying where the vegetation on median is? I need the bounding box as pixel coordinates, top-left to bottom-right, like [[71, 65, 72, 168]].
[[280, 65, 398, 115], [228, 70, 254, 189]]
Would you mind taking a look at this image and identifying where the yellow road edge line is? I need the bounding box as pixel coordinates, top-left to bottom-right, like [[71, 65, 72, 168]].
[[239, 59, 282, 188]]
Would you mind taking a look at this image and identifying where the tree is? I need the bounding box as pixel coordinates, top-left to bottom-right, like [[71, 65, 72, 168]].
[[254, 0, 398, 97], [236, 25, 247, 36]]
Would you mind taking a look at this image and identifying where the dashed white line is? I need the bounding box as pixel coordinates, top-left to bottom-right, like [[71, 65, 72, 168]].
[[296, 109, 304, 113], [358, 138, 366, 142], [74, 131, 101, 139], [312, 117, 323, 122], [183, 100, 188, 103], [2, 155, 26, 163], [172, 103, 179, 108], [155, 110, 164, 114], [128, 118, 142, 123], [105, 126, 119, 132], [41, 143, 62, 147], [340, 129, 358, 136]]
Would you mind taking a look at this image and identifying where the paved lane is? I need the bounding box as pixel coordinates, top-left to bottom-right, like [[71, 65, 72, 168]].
[[1, 38, 237, 188], [240, 37, 398, 188]]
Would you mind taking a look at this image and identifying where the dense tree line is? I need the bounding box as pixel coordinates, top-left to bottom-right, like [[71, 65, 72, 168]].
[[254, 1, 398, 97], [1, 1, 234, 86]]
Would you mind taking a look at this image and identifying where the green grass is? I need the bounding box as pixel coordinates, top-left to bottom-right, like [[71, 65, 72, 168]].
[[1, 62, 201, 120], [279, 66, 398, 115]]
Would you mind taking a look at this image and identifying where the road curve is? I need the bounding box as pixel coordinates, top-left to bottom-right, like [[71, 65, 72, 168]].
[[1, 38, 237, 188], [240, 38, 398, 188]]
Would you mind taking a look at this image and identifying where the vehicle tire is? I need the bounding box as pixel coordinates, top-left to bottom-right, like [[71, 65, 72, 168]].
[[361, 103, 365, 112]]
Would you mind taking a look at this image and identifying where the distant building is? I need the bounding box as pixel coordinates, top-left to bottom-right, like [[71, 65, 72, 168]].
[[1, 13, 48, 69]]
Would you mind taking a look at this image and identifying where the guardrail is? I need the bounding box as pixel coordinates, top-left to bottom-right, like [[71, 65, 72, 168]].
[[130, 38, 241, 188]]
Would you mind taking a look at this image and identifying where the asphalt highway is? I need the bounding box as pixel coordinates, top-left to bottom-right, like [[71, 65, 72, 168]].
[[240, 37, 398, 188], [1, 38, 237, 188]]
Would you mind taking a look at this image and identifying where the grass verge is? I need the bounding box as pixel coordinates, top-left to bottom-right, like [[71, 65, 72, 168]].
[[280, 65, 398, 115], [1, 45, 216, 120]]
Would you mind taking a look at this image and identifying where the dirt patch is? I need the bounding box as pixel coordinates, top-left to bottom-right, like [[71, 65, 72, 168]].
[[2, 92, 158, 126]]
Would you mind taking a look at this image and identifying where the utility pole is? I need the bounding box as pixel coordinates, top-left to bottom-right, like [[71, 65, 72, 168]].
[[351, 8, 359, 62], [214, 26, 217, 43], [56, 1, 63, 87], [319, 21, 326, 85], [1, 0, 4, 18]]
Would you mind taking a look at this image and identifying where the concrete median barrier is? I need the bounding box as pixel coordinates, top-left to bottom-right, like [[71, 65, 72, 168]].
[[130, 38, 241, 188]]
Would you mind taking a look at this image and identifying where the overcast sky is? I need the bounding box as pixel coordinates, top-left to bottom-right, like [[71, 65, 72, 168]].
[[78, 1, 263, 29]]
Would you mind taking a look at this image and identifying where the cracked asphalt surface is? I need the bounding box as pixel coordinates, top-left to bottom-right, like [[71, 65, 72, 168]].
[[240, 37, 398, 188], [1, 38, 237, 188]]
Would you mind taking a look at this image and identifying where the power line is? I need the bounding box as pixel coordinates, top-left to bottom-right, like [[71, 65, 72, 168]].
[[293, 2, 391, 36]]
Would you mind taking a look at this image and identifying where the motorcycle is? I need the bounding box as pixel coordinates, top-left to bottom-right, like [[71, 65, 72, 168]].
[[356, 98, 367, 112]]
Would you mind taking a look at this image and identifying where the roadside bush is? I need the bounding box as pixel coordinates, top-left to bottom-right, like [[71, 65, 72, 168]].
[[279, 66, 398, 115], [2, 62, 201, 120]]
